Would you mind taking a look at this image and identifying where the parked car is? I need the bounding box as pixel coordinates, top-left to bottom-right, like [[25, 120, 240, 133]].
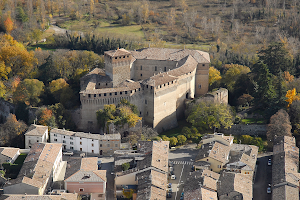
[[180, 192, 184, 200], [171, 175, 176, 180], [63, 151, 73, 156], [268, 158, 272, 166], [168, 183, 172, 188], [169, 167, 173, 172], [169, 171, 174, 176], [167, 192, 172, 198], [167, 188, 172, 192], [267, 187, 271, 194]]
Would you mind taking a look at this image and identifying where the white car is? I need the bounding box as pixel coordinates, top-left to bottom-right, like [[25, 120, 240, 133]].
[[267, 187, 271, 194], [63, 151, 74, 156], [268, 159, 272, 166], [171, 175, 176, 180]]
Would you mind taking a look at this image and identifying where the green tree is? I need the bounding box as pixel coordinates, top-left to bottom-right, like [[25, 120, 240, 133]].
[[16, 6, 28, 22], [13, 79, 44, 106], [258, 42, 292, 75], [122, 162, 130, 171], [223, 64, 251, 91], [161, 135, 170, 141], [177, 135, 187, 145], [253, 62, 277, 108], [187, 101, 234, 131], [122, 189, 134, 199], [169, 136, 178, 146]]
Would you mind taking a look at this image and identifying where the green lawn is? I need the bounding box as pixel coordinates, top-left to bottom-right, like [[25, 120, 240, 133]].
[[2, 153, 27, 179], [241, 118, 267, 124], [94, 25, 144, 40]]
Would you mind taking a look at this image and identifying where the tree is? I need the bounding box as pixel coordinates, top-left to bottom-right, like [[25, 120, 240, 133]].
[[161, 135, 170, 141], [122, 162, 130, 171], [187, 101, 234, 131], [237, 94, 254, 106], [4, 16, 14, 34], [12, 79, 44, 106], [169, 136, 178, 146], [285, 88, 300, 108], [177, 135, 187, 145], [37, 107, 57, 127], [0, 34, 37, 78], [0, 114, 27, 147], [267, 109, 292, 148], [209, 67, 222, 86], [258, 42, 292, 75], [122, 189, 134, 199], [252, 62, 276, 108], [223, 64, 250, 91], [48, 78, 75, 108]]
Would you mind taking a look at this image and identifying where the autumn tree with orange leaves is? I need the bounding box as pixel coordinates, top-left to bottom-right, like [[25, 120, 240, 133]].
[[3, 16, 14, 34], [0, 113, 27, 147], [37, 107, 56, 127], [286, 88, 300, 108], [0, 34, 37, 78]]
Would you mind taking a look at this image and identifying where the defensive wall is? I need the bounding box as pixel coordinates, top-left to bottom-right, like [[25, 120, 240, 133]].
[[221, 124, 267, 136], [79, 48, 210, 133]]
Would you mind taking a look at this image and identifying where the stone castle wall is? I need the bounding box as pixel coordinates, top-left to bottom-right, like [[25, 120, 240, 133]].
[[79, 49, 210, 133], [221, 124, 267, 136]]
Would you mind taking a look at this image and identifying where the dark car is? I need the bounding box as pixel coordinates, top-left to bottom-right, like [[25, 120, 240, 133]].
[[168, 183, 172, 188], [167, 192, 172, 198]]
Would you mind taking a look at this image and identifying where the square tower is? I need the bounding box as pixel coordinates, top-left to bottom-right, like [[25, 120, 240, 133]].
[[104, 48, 132, 87]]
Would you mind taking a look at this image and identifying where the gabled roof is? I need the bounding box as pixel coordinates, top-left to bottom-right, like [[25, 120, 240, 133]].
[[81, 157, 98, 171], [0, 147, 19, 159], [130, 48, 210, 63], [25, 124, 48, 136], [196, 141, 230, 164], [65, 170, 106, 182]]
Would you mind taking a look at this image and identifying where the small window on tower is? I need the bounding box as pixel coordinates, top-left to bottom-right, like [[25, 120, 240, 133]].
[[202, 64, 205, 67], [141, 66, 142, 70], [88, 94, 91, 98], [123, 56, 125, 58], [155, 66, 157, 71], [199, 85, 202, 89], [94, 94, 96, 97], [115, 57, 117, 59], [115, 92, 117, 95], [141, 74, 142, 77], [164, 67, 167, 72]]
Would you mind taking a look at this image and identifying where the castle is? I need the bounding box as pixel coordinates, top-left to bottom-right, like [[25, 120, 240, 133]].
[[79, 48, 210, 133]]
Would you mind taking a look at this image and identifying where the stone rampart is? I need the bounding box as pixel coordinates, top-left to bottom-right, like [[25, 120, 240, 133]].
[[221, 124, 267, 136]]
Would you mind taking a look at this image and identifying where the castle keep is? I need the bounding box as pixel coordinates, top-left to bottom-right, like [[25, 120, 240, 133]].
[[79, 48, 210, 132]]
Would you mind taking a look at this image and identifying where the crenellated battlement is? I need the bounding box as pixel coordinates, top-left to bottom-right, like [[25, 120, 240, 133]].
[[79, 48, 210, 133]]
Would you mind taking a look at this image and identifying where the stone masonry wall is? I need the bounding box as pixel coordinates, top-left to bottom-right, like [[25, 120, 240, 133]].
[[221, 124, 267, 136]]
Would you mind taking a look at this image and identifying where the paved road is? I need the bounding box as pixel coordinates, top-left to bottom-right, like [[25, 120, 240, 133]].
[[253, 155, 272, 200], [168, 144, 198, 200]]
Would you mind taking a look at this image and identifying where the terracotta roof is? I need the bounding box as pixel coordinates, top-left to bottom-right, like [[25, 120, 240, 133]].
[[184, 170, 218, 200], [6, 143, 62, 189], [105, 48, 131, 57], [130, 48, 210, 63], [25, 124, 48, 136], [81, 157, 98, 171], [142, 73, 178, 86], [51, 128, 121, 140], [65, 169, 106, 182], [201, 169, 220, 180], [0, 148, 19, 159], [218, 172, 253, 200]]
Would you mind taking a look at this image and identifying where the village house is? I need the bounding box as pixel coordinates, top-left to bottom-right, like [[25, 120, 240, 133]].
[[2, 193, 78, 200], [194, 141, 231, 173], [50, 128, 121, 155], [225, 144, 258, 177], [183, 169, 219, 200], [3, 143, 63, 195], [64, 157, 106, 200], [0, 147, 20, 167], [79, 48, 211, 133], [24, 124, 49, 149], [217, 171, 253, 200], [114, 140, 169, 200], [272, 136, 300, 200]]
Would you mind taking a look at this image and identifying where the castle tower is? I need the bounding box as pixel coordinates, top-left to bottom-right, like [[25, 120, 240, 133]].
[[195, 62, 209, 97], [104, 48, 132, 87]]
